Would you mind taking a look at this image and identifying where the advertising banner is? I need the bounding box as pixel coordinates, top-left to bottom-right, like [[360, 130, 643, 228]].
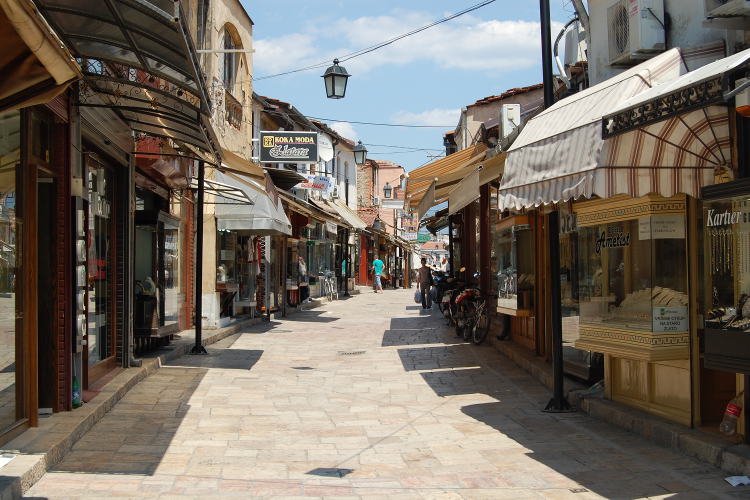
[[260, 131, 318, 163], [299, 175, 334, 193]]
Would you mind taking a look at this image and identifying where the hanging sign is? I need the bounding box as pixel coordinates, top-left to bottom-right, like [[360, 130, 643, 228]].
[[325, 221, 338, 234], [260, 131, 318, 163], [299, 175, 334, 193]]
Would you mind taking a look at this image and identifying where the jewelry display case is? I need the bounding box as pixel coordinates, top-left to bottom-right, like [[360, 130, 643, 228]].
[[574, 195, 690, 361], [702, 180, 750, 374], [493, 215, 535, 316]]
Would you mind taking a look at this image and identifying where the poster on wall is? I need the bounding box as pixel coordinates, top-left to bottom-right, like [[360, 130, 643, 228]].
[[638, 215, 685, 240], [260, 131, 318, 163]]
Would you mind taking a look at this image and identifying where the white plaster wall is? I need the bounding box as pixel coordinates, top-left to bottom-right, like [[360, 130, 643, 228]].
[[588, 0, 729, 85]]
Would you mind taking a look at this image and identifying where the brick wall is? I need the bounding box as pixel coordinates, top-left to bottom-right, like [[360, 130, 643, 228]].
[[356, 161, 373, 207]]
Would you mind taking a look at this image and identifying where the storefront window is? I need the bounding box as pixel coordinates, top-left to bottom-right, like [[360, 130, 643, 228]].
[[162, 223, 180, 326], [578, 216, 687, 331], [493, 216, 535, 311], [217, 230, 238, 284], [87, 166, 113, 365], [0, 110, 20, 429], [237, 235, 257, 304]]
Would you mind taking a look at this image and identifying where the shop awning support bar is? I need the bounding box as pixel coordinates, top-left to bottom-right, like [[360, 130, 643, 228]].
[[191, 160, 208, 355], [540, 0, 573, 414]]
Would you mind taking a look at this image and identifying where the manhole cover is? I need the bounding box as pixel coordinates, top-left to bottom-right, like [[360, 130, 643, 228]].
[[292, 366, 314, 370], [338, 350, 366, 356], [307, 467, 354, 478]]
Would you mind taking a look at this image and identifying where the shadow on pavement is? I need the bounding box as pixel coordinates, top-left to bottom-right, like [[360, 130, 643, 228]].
[[277, 311, 339, 323]]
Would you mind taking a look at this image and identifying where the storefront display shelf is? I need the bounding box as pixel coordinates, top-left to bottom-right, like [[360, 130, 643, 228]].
[[704, 328, 750, 374]]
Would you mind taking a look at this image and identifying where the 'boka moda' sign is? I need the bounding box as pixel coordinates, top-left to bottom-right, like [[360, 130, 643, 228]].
[[260, 131, 318, 164]]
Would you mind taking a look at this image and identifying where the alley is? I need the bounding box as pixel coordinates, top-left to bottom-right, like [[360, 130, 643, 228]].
[[25, 290, 746, 500]]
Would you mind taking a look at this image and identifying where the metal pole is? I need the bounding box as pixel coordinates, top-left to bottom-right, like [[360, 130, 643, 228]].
[[540, 0, 571, 412], [190, 160, 208, 355]]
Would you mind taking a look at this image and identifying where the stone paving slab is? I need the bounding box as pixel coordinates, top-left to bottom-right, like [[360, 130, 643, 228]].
[[20, 289, 750, 499]]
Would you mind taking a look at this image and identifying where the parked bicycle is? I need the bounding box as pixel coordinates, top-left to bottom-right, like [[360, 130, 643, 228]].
[[321, 270, 338, 301], [455, 286, 491, 344]]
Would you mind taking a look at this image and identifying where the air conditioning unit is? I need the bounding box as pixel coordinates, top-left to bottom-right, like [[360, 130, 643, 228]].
[[564, 19, 587, 68], [499, 104, 520, 140], [372, 196, 381, 206], [608, 0, 665, 66], [706, 0, 750, 17]]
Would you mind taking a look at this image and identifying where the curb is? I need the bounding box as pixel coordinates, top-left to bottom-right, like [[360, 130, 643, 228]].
[[487, 335, 750, 477], [0, 317, 260, 499]]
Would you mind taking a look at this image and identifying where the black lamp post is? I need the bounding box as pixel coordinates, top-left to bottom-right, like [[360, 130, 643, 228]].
[[353, 141, 368, 165], [322, 59, 350, 99]]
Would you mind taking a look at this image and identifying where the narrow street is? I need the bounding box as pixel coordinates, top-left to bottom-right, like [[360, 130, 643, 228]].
[[25, 290, 743, 500]]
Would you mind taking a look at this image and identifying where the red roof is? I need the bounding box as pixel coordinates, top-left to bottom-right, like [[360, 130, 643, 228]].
[[468, 83, 544, 108], [420, 241, 446, 251]]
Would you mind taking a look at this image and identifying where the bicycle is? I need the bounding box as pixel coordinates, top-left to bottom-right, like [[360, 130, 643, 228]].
[[455, 287, 491, 344], [321, 270, 338, 301]]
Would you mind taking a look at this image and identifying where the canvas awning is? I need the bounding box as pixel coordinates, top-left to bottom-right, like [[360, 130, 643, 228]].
[[213, 170, 292, 235], [406, 143, 487, 209], [265, 167, 306, 191], [324, 200, 367, 230], [221, 149, 264, 181], [36, 0, 218, 158], [594, 48, 750, 198], [0, 0, 81, 111], [498, 49, 686, 211]]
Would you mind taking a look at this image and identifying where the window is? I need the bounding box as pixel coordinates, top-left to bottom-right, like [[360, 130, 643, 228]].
[[223, 27, 238, 94]]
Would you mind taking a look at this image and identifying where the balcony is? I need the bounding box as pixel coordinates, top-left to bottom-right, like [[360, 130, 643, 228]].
[[224, 89, 242, 130]]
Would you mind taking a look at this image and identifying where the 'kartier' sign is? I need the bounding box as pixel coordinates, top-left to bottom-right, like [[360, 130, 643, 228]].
[[260, 131, 318, 163]]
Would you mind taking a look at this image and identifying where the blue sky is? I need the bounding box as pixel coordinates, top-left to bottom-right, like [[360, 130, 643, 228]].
[[245, 1, 576, 171]]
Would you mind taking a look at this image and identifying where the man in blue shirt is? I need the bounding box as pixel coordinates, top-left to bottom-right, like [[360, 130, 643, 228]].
[[372, 254, 385, 294]]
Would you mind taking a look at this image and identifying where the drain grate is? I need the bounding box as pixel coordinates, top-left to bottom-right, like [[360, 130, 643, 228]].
[[569, 488, 588, 493], [307, 467, 354, 478], [337, 350, 366, 356], [292, 366, 314, 370]]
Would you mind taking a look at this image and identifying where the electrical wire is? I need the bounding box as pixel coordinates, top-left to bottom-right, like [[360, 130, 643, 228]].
[[252, 0, 497, 81], [304, 114, 454, 128], [363, 143, 444, 151]]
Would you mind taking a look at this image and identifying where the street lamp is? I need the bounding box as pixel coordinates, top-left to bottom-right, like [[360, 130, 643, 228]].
[[353, 141, 368, 165], [383, 182, 392, 199], [372, 217, 385, 232], [322, 59, 350, 99]]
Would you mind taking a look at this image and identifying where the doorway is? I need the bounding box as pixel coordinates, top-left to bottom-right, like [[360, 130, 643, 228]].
[[37, 174, 56, 411]]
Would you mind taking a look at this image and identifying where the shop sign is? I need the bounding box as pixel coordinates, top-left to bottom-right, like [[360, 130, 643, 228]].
[[705, 208, 748, 227], [638, 215, 685, 240], [560, 213, 577, 234], [653, 306, 688, 332], [260, 131, 318, 163], [325, 221, 338, 234], [90, 192, 111, 219], [594, 228, 630, 254], [403, 232, 418, 240], [299, 175, 334, 193]]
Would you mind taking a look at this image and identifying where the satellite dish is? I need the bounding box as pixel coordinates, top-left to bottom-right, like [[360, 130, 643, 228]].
[[318, 134, 334, 162]]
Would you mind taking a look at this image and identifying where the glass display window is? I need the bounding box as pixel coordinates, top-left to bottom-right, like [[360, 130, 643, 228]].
[[577, 216, 688, 332], [703, 195, 750, 329], [217, 230, 238, 284], [493, 215, 535, 313]]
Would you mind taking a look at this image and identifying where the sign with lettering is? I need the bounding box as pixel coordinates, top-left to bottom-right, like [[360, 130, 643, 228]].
[[595, 228, 630, 254], [259, 131, 318, 163], [705, 208, 750, 227], [638, 215, 685, 240], [653, 306, 688, 332], [299, 175, 334, 193]]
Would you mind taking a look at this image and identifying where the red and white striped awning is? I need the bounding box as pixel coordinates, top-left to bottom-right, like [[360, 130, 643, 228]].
[[497, 46, 739, 211]]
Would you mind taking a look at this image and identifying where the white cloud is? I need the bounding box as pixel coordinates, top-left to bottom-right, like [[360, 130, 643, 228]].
[[253, 10, 563, 77], [391, 108, 460, 127], [330, 122, 359, 142]]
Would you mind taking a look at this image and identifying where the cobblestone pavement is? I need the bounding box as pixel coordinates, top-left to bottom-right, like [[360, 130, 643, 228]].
[[24, 289, 750, 499]]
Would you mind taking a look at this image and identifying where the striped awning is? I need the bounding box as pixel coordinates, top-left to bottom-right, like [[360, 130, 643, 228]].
[[498, 49, 686, 211], [406, 143, 487, 208]]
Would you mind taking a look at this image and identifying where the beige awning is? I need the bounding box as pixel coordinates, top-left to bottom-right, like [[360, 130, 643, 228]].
[[0, 0, 81, 112], [221, 148, 265, 182], [325, 200, 367, 230]]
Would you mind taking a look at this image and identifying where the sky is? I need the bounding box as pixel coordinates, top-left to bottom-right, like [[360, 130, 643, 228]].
[[245, 0, 577, 172]]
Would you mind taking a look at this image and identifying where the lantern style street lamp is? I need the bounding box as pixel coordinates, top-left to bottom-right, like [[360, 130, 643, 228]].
[[322, 59, 350, 99], [383, 182, 392, 199], [353, 141, 368, 165], [372, 217, 385, 232]]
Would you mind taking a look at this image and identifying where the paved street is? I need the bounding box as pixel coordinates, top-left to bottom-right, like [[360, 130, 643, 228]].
[[24, 289, 749, 499]]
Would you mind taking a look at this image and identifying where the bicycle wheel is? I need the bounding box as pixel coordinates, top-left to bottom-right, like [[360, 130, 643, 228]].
[[472, 304, 491, 345], [462, 303, 474, 341], [327, 281, 334, 301]]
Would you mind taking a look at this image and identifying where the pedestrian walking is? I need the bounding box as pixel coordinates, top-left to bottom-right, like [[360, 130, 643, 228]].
[[372, 254, 385, 294], [418, 258, 432, 309]]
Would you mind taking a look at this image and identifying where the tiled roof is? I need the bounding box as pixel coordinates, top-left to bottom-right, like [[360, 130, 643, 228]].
[[468, 83, 544, 108], [419, 241, 446, 251]]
